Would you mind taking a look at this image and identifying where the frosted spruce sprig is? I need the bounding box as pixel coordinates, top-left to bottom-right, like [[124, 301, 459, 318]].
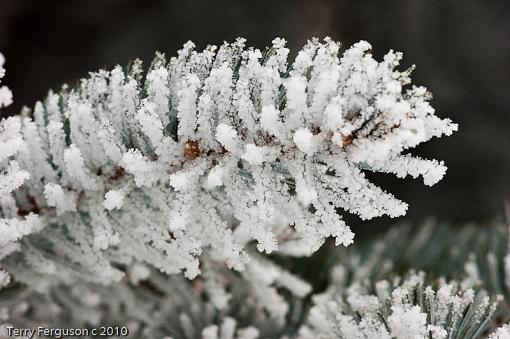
[[326, 221, 510, 314], [298, 271, 502, 339], [0, 267, 302, 339], [0, 38, 456, 286], [4, 269, 506, 339]]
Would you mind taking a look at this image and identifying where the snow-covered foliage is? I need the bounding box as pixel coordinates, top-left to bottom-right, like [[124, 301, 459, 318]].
[[0, 269, 301, 339], [0, 53, 41, 288], [488, 325, 510, 339], [321, 220, 510, 315], [2, 267, 505, 339], [298, 271, 501, 339], [0, 38, 456, 289]]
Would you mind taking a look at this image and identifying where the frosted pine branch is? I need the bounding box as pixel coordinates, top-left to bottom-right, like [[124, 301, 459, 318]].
[[324, 220, 510, 315], [0, 38, 456, 284], [298, 271, 501, 339], [2, 267, 505, 339], [0, 268, 301, 339]]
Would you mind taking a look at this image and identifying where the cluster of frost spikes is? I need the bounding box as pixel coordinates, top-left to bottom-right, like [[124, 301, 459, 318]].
[[0, 37, 456, 286], [298, 270, 504, 339], [0, 53, 42, 288]]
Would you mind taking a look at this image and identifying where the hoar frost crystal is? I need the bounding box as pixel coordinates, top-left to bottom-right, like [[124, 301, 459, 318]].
[[0, 38, 456, 287]]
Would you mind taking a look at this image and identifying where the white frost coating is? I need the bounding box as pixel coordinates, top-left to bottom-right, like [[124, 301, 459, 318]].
[[44, 182, 77, 215], [46, 120, 67, 170], [0, 54, 11, 108], [0, 58, 36, 261], [0, 117, 26, 163], [0, 86, 12, 108], [201, 318, 260, 339], [0, 269, 10, 289], [489, 325, 510, 339], [64, 144, 98, 190], [119, 149, 157, 187], [295, 179, 317, 207], [177, 73, 201, 140], [0, 214, 42, 247], [104, 189, 125, 210], [323, 96, 345, 131], [387, 305, 427, 339], [169, 171, 190, 192], [128, 262, 150, 285], [293, 128, 315, 154], [168, 209, 188, 231], [146, 66, 170, 125], [0, 161, 30, 195], [137, 99, 164, 147], [97, 119, 124, 163], [260, 106, 283, 139], [298, 271, 500, 339], [215, 124, 239, 152], [0, 40, 456, 292], [206, 166, 225, 189], [0, 259, 295, 337], [242, 144, 266, 165], [284, 76, 307, 113]]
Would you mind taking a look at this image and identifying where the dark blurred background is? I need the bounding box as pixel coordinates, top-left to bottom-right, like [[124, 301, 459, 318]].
[[1, 0, 509, 234]]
